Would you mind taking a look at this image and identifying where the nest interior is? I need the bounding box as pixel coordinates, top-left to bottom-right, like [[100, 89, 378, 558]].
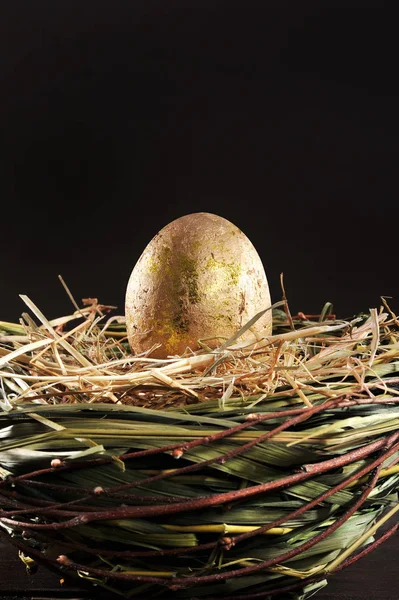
[[0, 295, 399, 600]]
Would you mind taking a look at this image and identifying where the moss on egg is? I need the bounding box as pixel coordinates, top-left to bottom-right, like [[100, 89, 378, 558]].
[[125, 212, 272, 358]]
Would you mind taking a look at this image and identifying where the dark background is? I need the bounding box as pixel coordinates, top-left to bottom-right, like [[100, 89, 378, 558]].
[[1, 2, 399, 324]]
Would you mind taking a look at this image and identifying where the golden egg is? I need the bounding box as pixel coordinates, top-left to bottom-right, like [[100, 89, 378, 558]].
[[125, 212, 272, 358]]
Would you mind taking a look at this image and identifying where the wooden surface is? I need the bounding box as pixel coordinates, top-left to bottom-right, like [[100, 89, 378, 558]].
[[0, 534, 398, 600]]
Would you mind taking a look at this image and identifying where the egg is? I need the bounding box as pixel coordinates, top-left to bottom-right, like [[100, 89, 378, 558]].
[[125, 212, 272, 358]]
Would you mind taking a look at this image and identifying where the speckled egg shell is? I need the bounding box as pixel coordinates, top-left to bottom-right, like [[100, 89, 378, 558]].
[[125, 212, 272, 358]]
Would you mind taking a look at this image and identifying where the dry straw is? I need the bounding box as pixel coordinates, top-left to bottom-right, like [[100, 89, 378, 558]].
[[0, 291, 398, 599]]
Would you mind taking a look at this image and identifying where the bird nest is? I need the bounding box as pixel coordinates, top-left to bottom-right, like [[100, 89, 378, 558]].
[[0, 294, 399, 600]]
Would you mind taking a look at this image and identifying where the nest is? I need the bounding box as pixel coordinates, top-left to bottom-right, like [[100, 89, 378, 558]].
[[0, 294, 399, 600]]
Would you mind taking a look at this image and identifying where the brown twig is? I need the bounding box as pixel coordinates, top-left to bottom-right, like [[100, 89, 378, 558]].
[[207, 521, 399, 600], [51, 460, 384, 588], [2, 433, 398, 533], [3, 394, 399, 494], [14, 440, 398, 562]]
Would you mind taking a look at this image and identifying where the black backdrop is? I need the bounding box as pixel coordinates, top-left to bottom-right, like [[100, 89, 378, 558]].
[[1, 2, 398, 324]]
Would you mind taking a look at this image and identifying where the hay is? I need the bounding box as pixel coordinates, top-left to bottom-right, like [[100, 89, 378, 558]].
[[0, 293, 398, 599]]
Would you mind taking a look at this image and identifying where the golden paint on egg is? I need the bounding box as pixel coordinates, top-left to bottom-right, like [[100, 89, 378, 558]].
[[125, 212, 272, 358]]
